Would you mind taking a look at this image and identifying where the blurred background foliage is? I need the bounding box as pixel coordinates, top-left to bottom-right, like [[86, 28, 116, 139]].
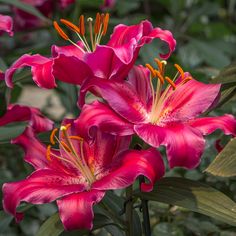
[[0, 0, 236, 235]]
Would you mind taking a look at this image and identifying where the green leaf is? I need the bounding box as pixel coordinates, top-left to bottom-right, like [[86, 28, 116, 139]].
[[0, 122, 27, 142], [205, 138, 236, 177], [0, 0, 50, 22], [212, 62, 236, 85], [0, 211, 13, 233], [134, 177, 236, 226], [36, 213, 64, 236]]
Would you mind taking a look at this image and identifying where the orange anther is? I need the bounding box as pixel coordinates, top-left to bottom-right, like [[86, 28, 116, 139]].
[[145, 64, 156, 78], [46, 145, 52, 161], [79, 15, 85, 36], [60, 19, 80, 34], [165, 76, 176, 90], [61, 141, 72, 153], [174, 64, 185, 80], [183, 76, 192, 84], [102, 13, 109, 36], [53, 21, 69, 40], [154, 58, 163, 74], [69, 136, 83, 141], [94, 13, 101, 34], [50, 128, 58, 145], [155, 70, 165, 84]]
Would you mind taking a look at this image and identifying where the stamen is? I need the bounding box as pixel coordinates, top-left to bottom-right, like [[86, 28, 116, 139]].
[[154, 58, 163, 74], [79, 15, 85, 36], [145, 64, 156, 78], [60, 19, 80, 34], [69, 136, 83, 141], [94, 13, 101, 35], [50, 128, 58, 145], [53, 21, 69, 40], [165, 76, 176, 90], [46, 145, 52, 161], [102, 13, 109, 36], [61, 141, 72, 153], [174, 64, 185, 80], [155, 70, 164, 84], [183, 76, 192, 84]]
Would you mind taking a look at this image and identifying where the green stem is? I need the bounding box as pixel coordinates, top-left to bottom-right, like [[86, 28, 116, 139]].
[[139, 176, 151, 236], [125, 185, 134, 236]]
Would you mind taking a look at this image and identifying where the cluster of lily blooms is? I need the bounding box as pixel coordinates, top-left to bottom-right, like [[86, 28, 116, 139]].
[[0, 12, 236, 231]]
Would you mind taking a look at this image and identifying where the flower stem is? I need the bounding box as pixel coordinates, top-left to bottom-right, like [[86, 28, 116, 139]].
[[125, 185, 134, 236], [139, 176, 151, 236]]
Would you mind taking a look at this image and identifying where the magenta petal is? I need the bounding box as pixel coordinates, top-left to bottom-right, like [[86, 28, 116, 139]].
[[127, 65, 152, 110], [5, 54, 55, 89], [3, 169, 86, 222], [0, 104, 53, 133], [134, 123, 205, 169], [93, 148, 165, 192], [52, 54, 93, 85], [161, 79, 221, 122], [80, 79, 148, 123], [0, 14, 13, 36], [75, 101, 134, 140], [57, 190, 105, 230], [189, 114, 236, 136]]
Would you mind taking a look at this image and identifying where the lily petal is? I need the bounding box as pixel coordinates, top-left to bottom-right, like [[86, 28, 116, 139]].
[[0, 104, 53, 133], [93, 148, 165, 192], [0, 14, 13, 36], [5, 54, 55, 89], [3, 169, 86, 222], [80, 79, 148, 123], [134, 123, 205, 169], [75, 101, 134, 140], [57, 190, 105, 230], [189, 114, 236, 136], [161, 79, 221, 122]]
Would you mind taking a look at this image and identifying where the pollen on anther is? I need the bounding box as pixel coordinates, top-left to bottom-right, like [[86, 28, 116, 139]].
[[102, 13, 109, 36], [79, 15, 85, 36], [146, 64, 156, 78], [165, 76, 176, 90], [61, 141, 72, 153], [50, 128, 58, 145], [46, 145, 52, 161], [60, 19, 80, 34], [174, 64, 185, 80], [69, 136, 83, 141], [155, 70, 165, 84], [94, 13, 101, 34], [53, 21, 69, 40]]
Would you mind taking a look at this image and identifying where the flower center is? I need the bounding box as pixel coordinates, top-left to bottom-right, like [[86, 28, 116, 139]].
[[53, 13, 110, 53], [46, 124, 96, 186], [145, 59, 192, 125]]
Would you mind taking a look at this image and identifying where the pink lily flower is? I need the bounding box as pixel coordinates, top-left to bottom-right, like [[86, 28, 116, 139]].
[[0, 104, 53, 133], [78, 62, 236, 169], [4, 16, 176, 89], [0, 14, 13, 36], [2, 118, 165, 230]]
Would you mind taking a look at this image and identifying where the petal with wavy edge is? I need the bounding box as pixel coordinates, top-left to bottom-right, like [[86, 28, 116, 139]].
[[189, 114, 236, 136], [57, 190, 105, 230], [108, 20, 176, 60], [0, 14, 13, 36], [93, 148, 164, 192], [0, 104, 53, 133], [5, 54, 55, 89], [75, 101, 134, 141], [134, 123, 205, 169], [80, 79, 148, 123], [3, 169, 86, 222], [160, 79, 221, 123]]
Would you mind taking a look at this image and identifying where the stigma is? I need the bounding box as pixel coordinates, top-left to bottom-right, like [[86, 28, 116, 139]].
[[53, 13, 110, 53]]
